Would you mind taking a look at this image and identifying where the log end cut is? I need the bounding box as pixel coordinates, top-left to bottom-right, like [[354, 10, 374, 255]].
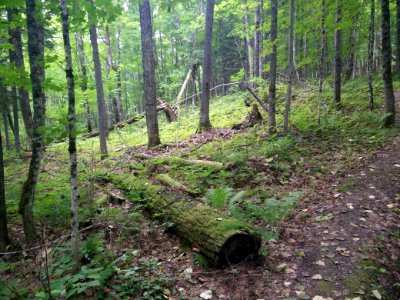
[[218, 232, 261, 266]]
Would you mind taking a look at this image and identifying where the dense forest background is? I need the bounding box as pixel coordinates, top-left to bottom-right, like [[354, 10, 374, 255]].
[[0, 0, 399, 299]]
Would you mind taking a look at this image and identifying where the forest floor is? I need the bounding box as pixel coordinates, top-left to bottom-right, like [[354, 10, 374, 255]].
[[1, 81, 399, 299]]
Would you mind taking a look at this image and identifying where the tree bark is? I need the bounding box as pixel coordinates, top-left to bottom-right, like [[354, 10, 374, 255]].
[[268, 0, 278, 134], [318, 0, 326, 126], [333, 0, 342, 109], [20, 0, 46, 243], [396, 0, 400, 76], [139, 0, 161, 147], [199, 0, 215, 131], [89, 0, 108, 158], [344, 15, 357, 81], [111, 175, 261, 266], [7, 7, 33, 140], [1, 88, 11, 151], [75, 33, 93, 133], [368, 0, 375, 110], [0, 129, 11, 251], [381, 0, 396, 126], [60, 0, 80, 265], [243, 0, 253, 79], [283, 0, 295, 134], [254, 1, 261, 78]]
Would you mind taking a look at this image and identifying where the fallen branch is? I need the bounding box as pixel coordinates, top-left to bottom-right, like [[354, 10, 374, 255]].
[[245, 86, 269, 113], [156, 174, 197, 195]]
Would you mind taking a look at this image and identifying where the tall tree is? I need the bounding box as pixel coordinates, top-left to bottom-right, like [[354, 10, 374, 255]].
[[243, 0, 253, 79], [283, 0, 295, 134], [7, 7, 34, 140], [139, 0, 161, 147], [318, 0, 326, 125], [268, 0, 278, 133], [75, 33, 93, 133], [19, 0, 46, 242], [368, 0, 375, 109], [89, 0, 108, 158], [333, 0, 342, 109], [0, 129, 10, 252], [59, 0, 79, 264], [381, 0, 396, 126], [254, 1, 261, 78], [344, 15, 358, 81], [396, 0, 400, 76], [199, 0, 215, 131]]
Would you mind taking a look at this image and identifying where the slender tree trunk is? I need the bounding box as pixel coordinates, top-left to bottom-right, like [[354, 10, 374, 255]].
[[254, 1, 261, 78], [89, 0, 108, 158], [0, 129, 10, 251], [1, 89, 11, 151], [243, 0, 253, 79], [116, 29, 124, 121], [139, 0, 161, 147], [333, 0, 342, 109], [7, 8, 33, 140], [344, 15, 357, 81], [75, 33, 93, 133], [381, 0, 396, 126], [199, 0, 215, 131], [20, 0, 46, 243], [396, 0, 400, 76], [318, 0, 326, 126], [368, 0, 375, 109], [59, 0, 79, 264], [283, 0, 295, 134], [268, 0, 278, 133]]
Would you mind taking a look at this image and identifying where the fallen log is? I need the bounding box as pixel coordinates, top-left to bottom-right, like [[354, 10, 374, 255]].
[[83, 114, 144, 138], [110, 175, 261, 266], [232, 103, 263, 130], [156, 174, 197, 196]]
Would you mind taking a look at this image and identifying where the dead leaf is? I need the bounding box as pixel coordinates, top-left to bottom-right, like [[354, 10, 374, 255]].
[[312, 274, 323, 280], [200, 290, 213, 299], [372, 290, 382, 299]]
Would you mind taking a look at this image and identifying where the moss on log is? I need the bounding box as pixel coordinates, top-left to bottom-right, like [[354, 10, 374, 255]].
[[156, 174, 197, 195], [110, 174, 261, 266]]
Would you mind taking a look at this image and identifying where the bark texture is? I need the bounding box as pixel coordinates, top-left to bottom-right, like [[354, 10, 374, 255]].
[[89, 0, 108, 158], [318, 0, 326, 126], [111, 175, 261, 266], [284, 0, 295, 134], [381, 0, 396, 126], [139, 0, 161, 147], [396, 0, 400, 76], [368, 0, 375, 109], [0, 130, 11, 251], [199, 0, 215, 131], [60, 0, 80, 264], [7, 7, 33, 139], [254, 2, 261, 78], [333, 0, 342, 109], [20, 0, 46, 243], [268, 0, 278, 133]]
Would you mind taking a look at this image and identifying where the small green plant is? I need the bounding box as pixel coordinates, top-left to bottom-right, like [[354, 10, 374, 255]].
[[205, 187, 233, 209]]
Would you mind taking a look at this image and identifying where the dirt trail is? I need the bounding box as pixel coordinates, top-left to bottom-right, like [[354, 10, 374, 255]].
[[174, 96, 400, 299]]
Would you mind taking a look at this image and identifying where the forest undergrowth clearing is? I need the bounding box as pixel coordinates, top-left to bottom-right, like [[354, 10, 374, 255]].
[[1, 79, 399, 299]]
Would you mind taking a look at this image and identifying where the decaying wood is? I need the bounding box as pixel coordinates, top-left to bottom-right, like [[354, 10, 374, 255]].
[[83, 114, 143, 138], [245, 86, 269, 113], [110, 175, 261, 266], [156, 174, 196, 195], [157, 100, 177, 122], [232, 103, 263, 129]]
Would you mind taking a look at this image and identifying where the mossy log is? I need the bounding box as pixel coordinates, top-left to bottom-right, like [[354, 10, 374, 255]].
[[111, 175, 261, 266], [156, 174, 196, 195]]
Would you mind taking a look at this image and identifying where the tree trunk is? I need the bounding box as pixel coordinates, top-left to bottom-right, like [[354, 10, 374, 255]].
[[75, 33, 93, 133], [199, 0, 215, 131], [89, 0, 108, 159], [243, 0, 253, 79], [333, 0, 342, 109], [139, 0, 161, 147], [381, 0, 396, 126], [283, 0, 295, 134], [116, 29, 124, 121], [396, 0, 400, 76], [1, 89, 11, 151], [268, 0, 278, 133], [318, 0, 326, 126], [7, 7, 33, 140], [368, 0, 375, 109], [344, 15, 357, 81], [60, 0, 80, 265], [254, 2, 261, 78], [20, 0, 46, 243], [111, 175, 261, 266], [0, 129, 11, 251]]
